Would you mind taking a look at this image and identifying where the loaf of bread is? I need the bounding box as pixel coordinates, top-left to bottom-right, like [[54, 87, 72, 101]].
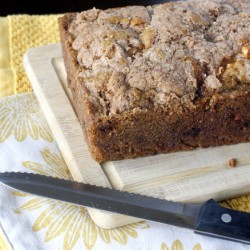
[[58, 0, 250, 163]]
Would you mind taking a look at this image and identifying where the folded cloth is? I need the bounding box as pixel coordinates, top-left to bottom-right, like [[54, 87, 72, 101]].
[[8, 15, 61, 93], [0, 17, 14, 97], [0, 92, 249, 250]]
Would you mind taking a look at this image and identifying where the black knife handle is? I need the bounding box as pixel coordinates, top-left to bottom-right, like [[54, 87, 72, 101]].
[[195, 199, 250, 244]]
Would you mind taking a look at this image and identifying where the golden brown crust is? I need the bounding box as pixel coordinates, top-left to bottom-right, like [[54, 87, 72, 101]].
[[59, 14, 105, 161]]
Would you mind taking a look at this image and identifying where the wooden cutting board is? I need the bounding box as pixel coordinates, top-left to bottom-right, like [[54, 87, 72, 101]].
[[24, 43, 250, 229]]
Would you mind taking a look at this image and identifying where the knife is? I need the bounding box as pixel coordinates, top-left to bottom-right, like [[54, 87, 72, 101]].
[[0, 172, 249, 244]]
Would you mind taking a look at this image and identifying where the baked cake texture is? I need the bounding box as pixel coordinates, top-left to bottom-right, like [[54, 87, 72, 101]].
[[59, 0, 250, 162]]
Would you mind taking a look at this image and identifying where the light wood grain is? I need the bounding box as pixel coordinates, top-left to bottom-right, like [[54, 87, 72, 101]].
[[103, 143, 250, 202], [24, 43, 250, 229]]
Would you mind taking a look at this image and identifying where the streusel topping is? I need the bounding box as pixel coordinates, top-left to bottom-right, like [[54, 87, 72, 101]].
[[69, 0, 250, 116]]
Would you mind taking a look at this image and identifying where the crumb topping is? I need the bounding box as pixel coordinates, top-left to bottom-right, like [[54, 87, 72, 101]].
[[68, 0, 250, 116]]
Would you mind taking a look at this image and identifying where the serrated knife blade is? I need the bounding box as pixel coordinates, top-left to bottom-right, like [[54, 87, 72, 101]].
[[0, 172, 249, 244]]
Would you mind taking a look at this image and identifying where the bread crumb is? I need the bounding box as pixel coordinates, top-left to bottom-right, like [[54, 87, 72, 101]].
[[228, 158, 237, 167]]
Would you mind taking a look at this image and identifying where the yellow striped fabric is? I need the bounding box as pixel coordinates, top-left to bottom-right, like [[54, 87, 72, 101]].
[[8, 14, 61, 93], [0, 17, 14, 97]]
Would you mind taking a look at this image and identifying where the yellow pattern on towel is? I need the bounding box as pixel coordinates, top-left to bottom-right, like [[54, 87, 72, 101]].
[[8, 15, 61, 93], [0, 228, 10, 250]]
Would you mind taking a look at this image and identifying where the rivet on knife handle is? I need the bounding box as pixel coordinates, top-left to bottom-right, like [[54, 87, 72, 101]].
[[195, 199, 250, 244]]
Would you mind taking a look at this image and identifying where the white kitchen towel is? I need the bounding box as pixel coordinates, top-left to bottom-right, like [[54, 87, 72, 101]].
[[0, 92, 248, 250]]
